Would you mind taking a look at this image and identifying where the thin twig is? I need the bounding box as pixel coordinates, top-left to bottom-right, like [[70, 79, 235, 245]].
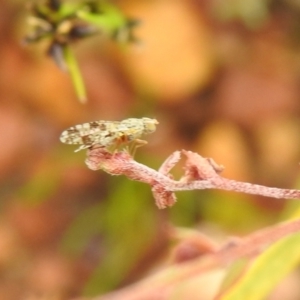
[[85, 148, 300, 209]]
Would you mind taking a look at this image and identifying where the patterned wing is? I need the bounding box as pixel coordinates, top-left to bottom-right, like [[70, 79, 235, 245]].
[[60, 120, 121, 151]]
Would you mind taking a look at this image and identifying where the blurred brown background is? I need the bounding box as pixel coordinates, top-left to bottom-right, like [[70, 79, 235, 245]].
[[1, 0, 300, 299]]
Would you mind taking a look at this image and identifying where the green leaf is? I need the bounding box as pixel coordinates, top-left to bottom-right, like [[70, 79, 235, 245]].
[[77, 2, 131, 42], [63, 44, 87, 103], [219, 207, 300, 300]]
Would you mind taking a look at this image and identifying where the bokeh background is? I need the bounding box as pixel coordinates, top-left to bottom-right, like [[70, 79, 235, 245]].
[[2, 0, 300, 299]]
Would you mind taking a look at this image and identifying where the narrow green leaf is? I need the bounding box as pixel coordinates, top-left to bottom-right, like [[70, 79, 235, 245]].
[[220, 207, 300, 300], [63, 44, 87, 103], [77, 2, 128, 35]]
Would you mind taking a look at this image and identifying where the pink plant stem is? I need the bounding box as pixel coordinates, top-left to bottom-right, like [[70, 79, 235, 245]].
[[86, 148, 300, 209]]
